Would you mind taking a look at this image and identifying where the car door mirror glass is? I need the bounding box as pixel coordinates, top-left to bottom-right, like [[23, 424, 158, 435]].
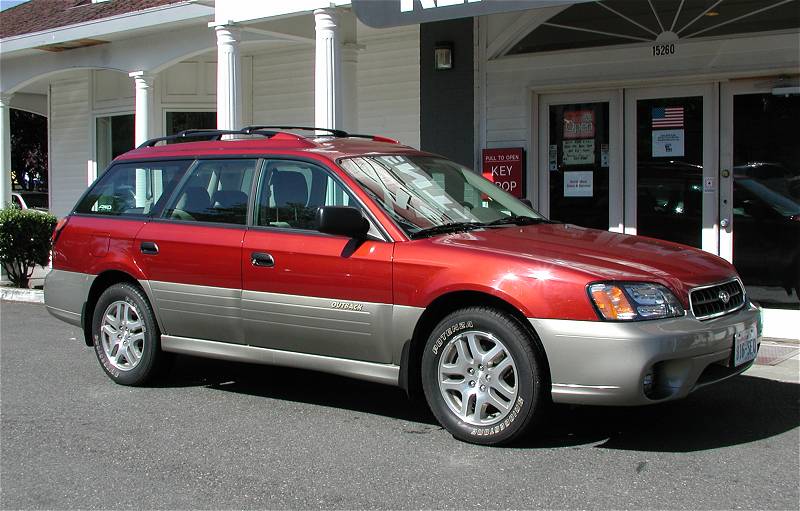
[[316, 206, 369, 238]]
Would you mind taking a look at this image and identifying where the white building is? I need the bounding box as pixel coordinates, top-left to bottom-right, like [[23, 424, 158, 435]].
[[1, 0, 798, 336]]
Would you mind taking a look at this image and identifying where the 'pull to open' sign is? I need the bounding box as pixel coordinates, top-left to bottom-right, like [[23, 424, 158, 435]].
[[482, 148, 525, 198]]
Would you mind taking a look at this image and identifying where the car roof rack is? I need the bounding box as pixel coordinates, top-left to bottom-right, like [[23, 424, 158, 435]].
[[242, 125, 399, 144], [138, 126, 399, 149], [242, 125, 349, 138], [137, 128, 287, 148]]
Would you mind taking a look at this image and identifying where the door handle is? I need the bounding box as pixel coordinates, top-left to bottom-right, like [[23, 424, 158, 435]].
[[140, 241, 159, 255], [251, 251, 275, 267]]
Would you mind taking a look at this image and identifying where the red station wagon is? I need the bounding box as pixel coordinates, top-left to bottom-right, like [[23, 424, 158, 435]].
[[45, 126, 761, 445]]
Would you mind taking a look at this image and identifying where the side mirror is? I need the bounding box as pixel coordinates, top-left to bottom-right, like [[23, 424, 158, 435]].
[[520, 198, 534, 208], [316, 206, 370, 239]]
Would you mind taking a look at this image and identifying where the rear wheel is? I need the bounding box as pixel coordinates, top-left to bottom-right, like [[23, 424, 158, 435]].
[[91, 283, 162, 385], [421, 307, 547, 445]]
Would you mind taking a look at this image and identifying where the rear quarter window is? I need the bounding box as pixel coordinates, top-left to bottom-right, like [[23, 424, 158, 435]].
[[75, 160, 191, 216]]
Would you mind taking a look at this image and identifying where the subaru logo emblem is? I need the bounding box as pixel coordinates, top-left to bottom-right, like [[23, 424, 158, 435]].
[[718, 290, 730, 304]]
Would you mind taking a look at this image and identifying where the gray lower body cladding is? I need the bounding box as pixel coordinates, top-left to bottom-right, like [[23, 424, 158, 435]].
[[45, 271, 761, 406], [530, 303, 762, 406], [43, 269, 95, 328], [161, 335, 399, 385]]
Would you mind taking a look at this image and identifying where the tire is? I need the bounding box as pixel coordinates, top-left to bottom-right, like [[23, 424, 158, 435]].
[[91, 282, 163, 386], [421, 307, 547, 445]]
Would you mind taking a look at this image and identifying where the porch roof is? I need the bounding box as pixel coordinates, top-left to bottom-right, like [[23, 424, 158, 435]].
[[0, 0, 190, 39]]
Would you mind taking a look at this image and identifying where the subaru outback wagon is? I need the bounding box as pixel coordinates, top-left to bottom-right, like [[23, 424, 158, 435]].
[[45, 126, 761, 445]]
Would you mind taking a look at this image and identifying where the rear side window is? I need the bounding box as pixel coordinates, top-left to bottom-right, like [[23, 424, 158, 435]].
[[164, 159, 257, 225], [256, 160, 355, 230], [75, 160, 191, 216]]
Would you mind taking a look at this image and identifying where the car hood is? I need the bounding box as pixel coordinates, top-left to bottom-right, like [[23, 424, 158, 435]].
[[428, 223, 737, 299]]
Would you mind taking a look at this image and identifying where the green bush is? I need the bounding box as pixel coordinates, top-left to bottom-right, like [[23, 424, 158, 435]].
[[0, 207, 57, 288]]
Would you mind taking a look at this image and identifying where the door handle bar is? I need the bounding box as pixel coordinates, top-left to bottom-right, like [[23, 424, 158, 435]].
[[251, 252, 275, 267], [140, 241, 159, 255]]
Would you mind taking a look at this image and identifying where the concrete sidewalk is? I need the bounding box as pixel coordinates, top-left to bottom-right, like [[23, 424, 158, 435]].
[[747, 338, 800, 384]]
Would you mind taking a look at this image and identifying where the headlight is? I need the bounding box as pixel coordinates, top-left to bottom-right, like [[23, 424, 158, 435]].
[[589, 282, 685, 321]]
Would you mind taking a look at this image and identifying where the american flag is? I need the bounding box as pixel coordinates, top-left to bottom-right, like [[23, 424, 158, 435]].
[[652, 107, 684, 128]]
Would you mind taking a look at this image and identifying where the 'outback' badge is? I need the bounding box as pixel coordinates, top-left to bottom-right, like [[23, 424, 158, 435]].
[[331, 301, 364, 311]]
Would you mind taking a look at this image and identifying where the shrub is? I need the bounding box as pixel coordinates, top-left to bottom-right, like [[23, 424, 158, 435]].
[[0, 207, 57, 288]]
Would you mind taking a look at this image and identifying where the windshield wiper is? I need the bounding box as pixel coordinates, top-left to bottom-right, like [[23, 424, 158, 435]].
[[410, 222, 484, 239], [484, 216, 552, 227]]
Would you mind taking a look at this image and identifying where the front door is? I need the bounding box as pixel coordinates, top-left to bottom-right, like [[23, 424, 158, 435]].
[[241, 158, 394, 363], [720, 79, 800, 312], [538, 91, 623, 231], [624, 84, 718, 253]]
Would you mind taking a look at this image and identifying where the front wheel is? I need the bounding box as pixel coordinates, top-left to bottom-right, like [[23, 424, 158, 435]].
[[91, 282, 163, 386], [421, 307, 548, 445]]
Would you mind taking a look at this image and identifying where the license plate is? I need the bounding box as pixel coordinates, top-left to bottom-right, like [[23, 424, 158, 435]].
[[734, 325, 758, 366]]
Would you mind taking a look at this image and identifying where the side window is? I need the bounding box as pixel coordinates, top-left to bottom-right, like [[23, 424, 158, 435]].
[[75, 160, 191, 216], [164, 159, 257, 225], [256, 160, 355, 230]]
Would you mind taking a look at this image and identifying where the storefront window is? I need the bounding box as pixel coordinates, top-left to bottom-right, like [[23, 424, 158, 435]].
[[732, 93, 800, 308], [508, 0, 800, 55], [548, 102, 610, 230]]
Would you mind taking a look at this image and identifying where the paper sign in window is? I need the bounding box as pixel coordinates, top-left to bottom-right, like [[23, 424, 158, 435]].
[[564, 171, 594, 197], [652, 129, 685, 157], [563, 139, 595, 165], [563, 110, 595, 139]]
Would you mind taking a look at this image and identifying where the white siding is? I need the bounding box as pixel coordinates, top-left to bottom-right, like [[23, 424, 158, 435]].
[[249, 25, 420, 147], [357, 24, 420, 149], [251, 44, 315, 126], [49, 76, 90, 218]]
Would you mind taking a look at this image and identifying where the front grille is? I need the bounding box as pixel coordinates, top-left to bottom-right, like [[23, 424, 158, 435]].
[[690, 279, 745, 320]]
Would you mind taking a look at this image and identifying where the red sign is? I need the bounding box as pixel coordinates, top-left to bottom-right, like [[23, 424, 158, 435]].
[[563, 110, 595, 139], [482, 148, 524, 198]]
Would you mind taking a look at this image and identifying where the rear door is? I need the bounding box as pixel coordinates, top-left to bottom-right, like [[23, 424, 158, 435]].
[[135, 158, 258, 343], [241, 158, 394, 363]]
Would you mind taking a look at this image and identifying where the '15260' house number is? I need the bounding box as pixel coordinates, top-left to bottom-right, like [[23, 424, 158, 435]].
[[652, 43, 676, 56]]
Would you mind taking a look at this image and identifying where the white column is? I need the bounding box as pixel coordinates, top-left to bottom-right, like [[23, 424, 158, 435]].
[[215, 24, 242, 132], [341, 43, 360, 133], [129, 72, 155, 147], [314, 8, 342, 130], [0, 93, 12, 208]]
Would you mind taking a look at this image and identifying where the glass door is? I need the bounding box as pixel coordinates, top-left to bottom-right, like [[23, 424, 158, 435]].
[[721, 80, 800, 310], [624, 84, 718, 253], [538, 90, 623, 231]]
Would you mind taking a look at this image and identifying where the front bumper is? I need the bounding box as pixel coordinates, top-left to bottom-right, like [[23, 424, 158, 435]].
[[529, 302, 761, 406]]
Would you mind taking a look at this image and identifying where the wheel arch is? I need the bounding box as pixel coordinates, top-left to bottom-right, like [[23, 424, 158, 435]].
[[399, 290, 551, 400], [82, 271, 153, 346]]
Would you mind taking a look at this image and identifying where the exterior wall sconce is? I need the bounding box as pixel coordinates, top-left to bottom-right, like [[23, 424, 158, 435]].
[[434, 42, 453, 70]]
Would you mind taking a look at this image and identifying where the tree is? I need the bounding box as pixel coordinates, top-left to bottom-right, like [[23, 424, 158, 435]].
[[10, 109, 48, 192]]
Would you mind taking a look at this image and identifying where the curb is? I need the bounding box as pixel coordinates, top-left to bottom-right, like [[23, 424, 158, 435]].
[[0, 287, 44, 304]]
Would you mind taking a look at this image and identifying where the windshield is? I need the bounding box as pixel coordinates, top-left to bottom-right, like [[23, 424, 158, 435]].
[[339, 155, 545, 237]]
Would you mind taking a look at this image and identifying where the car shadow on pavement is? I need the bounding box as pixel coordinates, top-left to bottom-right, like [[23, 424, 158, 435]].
[[519, 375, 799, 452], [160, 355, 798, 451]]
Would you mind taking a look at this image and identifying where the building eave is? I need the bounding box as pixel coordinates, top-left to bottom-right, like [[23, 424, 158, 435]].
[[0, 1, 214, 56]]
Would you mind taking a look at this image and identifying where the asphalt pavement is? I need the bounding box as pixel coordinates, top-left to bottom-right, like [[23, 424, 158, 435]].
[[1, 301, 798, 510]]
